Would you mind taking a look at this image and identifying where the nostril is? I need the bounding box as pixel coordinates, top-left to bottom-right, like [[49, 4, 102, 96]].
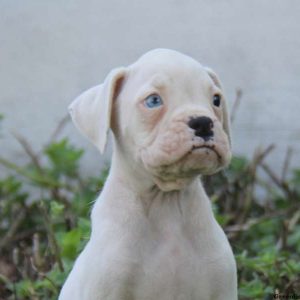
[[188, 116, 213, 131], [188, 116, 214, 140]]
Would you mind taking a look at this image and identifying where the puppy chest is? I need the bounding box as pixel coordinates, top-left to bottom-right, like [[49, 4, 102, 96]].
[[132, 239, 227, 300]]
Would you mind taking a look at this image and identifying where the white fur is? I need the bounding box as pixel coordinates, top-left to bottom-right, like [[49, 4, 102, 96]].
[[59, 49, 237, 300]]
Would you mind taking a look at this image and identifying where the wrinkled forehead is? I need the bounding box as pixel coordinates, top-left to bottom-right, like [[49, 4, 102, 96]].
[[127, 50, 213, 89]]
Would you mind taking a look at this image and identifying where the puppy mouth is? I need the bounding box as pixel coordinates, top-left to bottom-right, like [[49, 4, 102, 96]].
[[190, 144, 222, 161]]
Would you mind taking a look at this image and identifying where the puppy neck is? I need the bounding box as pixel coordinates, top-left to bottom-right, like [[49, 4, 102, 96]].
[[102, 155, 214, 230], [109, 145, 155, 194]]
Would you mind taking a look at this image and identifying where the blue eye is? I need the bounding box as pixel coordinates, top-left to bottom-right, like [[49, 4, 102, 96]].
[[144, 94, 163, 108]]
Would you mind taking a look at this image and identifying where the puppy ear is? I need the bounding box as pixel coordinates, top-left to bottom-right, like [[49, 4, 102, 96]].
[[69, 68, 126, 154], [205, 67, 232, 147]]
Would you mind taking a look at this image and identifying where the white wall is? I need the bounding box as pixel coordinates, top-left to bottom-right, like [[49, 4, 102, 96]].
[[1, 0, 300, 177]]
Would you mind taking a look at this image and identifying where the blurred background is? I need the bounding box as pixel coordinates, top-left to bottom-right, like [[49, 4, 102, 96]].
[[1, 0, 300, 176], [1, 1, 300, 299]]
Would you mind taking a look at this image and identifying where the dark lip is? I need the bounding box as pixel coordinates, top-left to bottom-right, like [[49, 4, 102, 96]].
[[192, 145, 215, 151]]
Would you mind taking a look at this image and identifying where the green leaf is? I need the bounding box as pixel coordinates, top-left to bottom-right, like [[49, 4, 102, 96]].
[[44, 138, 84, 178], [239, 278, 265, 298], [50, 200, 65, 217], [60, 228, 82, 260]]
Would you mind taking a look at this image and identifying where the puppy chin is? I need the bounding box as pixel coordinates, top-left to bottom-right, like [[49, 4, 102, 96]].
[[180, 148, 222, 175], [148, 149, 225, 192]]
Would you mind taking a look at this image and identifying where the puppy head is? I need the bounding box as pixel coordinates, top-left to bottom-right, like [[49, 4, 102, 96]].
[[69, 49, 231, 191]]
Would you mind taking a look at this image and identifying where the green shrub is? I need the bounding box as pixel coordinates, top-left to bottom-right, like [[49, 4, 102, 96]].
[[0, 116, 299, 299]]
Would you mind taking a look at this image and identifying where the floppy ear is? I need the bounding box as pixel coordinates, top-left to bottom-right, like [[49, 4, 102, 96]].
[[205, 67, 231, 147], [69, 68, 126, 154]]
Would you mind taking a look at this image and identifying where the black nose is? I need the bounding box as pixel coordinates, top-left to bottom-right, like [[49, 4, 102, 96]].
[[188, 116, 214, 140]]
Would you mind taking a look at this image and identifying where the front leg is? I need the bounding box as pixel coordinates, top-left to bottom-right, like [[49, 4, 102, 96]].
[[210, 253, 238, 300], [59, 240, 139, 300]]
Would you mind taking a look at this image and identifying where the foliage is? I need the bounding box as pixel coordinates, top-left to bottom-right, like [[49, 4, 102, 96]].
[[0, 116, 299, 299], [203, 149, 300, 299]]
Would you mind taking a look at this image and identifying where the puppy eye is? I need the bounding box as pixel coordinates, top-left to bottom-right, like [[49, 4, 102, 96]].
[[144, 94, 163, 108], [213, 94, 221, 107]]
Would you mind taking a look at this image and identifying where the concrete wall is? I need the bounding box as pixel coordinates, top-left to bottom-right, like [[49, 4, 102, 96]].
[[1, 0, 300, 176]]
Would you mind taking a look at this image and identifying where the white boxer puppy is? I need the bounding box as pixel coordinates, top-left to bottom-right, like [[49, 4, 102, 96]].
[[59, 49, 237, 300]]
